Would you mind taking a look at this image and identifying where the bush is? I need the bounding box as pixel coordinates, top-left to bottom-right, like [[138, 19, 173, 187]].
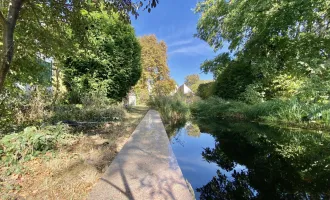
[[148, 95, 189, 125], [63, 12, 142, 102], [51, 104, 125, 123], [197, 82, 215, 99], [0, 124, 73, 168], [240, 84, 265, 104], [245, 99, 283, 120], [191, 97, 249, 120], [192, 96, 330, 127], [0, 86, 52, 136], [52, 80, 125, 123], [214, 62, 254, 99]]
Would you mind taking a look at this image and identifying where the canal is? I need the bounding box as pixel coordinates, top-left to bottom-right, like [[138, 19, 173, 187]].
[[169, 121, 330, 199]]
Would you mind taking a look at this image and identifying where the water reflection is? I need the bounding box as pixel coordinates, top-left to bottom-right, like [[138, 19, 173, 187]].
[[186, 123, 201, 138], [169, 120, 330, 200]]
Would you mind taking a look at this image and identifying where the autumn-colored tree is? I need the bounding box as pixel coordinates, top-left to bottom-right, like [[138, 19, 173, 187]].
[[153, 79, 176, 96], [184, 74, 200, 87], [134, 35, 176, 102]]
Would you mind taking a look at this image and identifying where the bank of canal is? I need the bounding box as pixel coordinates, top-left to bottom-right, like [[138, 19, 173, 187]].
[[169, 121, 330, 199]]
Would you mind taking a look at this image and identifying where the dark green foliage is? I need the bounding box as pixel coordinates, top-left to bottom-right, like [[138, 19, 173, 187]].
[[195, 0, 330, 102], [214, 62, 254, 100], [197, 170, 254, 200], [192, 97, 330, 128], [196, 82, 215, 99], [195, 121, 330, 199], [64, 13, 141, 102], [200, 53, 231, 79], [191, 97, 249, 120]]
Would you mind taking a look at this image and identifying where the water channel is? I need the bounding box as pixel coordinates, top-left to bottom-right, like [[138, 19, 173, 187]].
[[169, 121, 330, 199]]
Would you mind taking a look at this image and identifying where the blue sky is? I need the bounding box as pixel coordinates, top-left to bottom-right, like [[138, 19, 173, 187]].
[[130, 0, 224, 85]]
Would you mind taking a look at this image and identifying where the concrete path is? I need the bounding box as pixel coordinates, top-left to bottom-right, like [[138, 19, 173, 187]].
[[88, 110, 193, 200]]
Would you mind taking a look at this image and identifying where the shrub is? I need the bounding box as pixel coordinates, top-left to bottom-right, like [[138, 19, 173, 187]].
[[240, 84, 265, 104], [0, 124, 73, 168], [245, 99, 283, 120], [214, 62, 254, 99], [197, 82, 215, 99], [0, 89, 23, 135], [148, 95, 189, 125], [272, 98, 307, 123], [192, 96, 330, 127], [0, 86, 52, 136], [63, 12, 142, 102], [191, 97, 249, 120], [51, 104, 125, 123]]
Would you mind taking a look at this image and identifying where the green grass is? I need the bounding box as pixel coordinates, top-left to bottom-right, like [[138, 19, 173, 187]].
[[191, 96, 330, 129], [148, 95, 190, 125]]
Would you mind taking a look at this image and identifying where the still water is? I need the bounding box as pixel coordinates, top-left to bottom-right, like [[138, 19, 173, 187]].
[[169, 121, 330, 200]]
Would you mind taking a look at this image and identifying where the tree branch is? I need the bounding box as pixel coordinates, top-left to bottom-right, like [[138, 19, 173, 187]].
[[0, 11, 7, 26], [27, 0, 42, 27]]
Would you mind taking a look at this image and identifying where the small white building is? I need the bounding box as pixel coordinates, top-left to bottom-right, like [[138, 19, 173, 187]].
[[177, 84, 193, 95], [127, 91, 137, 106]]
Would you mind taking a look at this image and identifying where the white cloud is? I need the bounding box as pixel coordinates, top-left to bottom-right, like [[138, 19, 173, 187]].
[[168, 39, 193, 47], [168, 43, 213, 56]]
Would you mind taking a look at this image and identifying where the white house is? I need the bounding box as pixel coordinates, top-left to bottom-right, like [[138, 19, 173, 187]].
[[177, 84, 193, 95]]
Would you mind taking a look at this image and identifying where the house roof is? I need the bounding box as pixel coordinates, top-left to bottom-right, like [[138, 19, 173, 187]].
[[178, 84, 193, 94]]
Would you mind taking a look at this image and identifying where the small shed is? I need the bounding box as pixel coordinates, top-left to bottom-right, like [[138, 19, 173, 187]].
[[127, 91, 137, 106]]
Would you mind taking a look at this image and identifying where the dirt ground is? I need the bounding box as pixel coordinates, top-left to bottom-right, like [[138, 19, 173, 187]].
[[0, 106, 148, 200]]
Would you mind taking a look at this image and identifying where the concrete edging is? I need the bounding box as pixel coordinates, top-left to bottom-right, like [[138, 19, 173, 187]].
[[88, 110, 193, 200]]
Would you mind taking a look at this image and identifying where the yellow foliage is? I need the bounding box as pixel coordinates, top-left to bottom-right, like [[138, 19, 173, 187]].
[[134, 35, 176, 102]]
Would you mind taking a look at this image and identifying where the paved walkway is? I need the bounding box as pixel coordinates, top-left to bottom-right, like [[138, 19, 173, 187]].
[[88, 110, 193, 200]]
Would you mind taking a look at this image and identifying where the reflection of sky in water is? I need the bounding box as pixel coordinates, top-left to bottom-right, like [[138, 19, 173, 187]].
[[170, 127, 252, 199]]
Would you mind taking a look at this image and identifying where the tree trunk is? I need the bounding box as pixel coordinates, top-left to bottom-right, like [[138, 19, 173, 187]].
[[0, 0, 24, 91]]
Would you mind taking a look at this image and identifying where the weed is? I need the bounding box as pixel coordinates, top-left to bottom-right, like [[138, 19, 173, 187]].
[[148, 95, 190, 125], [191, 97, 330, 128], [0, 124, 74, 169]]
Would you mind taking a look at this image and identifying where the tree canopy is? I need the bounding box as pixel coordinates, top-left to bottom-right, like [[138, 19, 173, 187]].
[[184, 74, 200, 88], [63, 11, 141, 102], [0, 0, 159, 90], [195, 0, 330, 101], [134, 35, 176, 101]]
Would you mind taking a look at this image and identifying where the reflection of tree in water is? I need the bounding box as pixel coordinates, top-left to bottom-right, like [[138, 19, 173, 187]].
[[165, 118, 187, 139], [167, 122, 201, 146], [197, 170, 255, 200], [185, 123, 201, 138], [196, 121, 330, 200]]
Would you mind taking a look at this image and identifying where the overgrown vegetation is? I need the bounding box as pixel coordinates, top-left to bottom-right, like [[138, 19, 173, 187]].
[[191, 97, 330, 129], [0, 124, 74, 171], [64, 12, 142, 102], [148, 95, 190, 126], [0, 2, 152, 198], [0, 106, 148, 199], [193, 0, 330, 129]]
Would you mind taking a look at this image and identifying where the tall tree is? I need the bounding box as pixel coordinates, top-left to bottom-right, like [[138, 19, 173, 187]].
[[134, 35, 176, 101], [0, 0, 159, 90], [63, 11, 141, 102], [184, 74, 200, 87], [195, 0, 330, 99]]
